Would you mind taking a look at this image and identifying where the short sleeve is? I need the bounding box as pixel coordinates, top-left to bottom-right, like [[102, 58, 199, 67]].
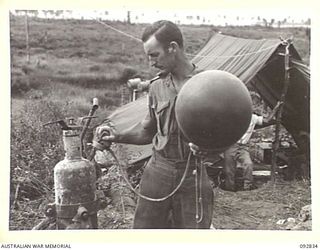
[[141, 93, 156, 130]]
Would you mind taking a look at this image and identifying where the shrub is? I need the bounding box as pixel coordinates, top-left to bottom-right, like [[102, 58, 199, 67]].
[[103, 55, 127, 64], [10, 99, 74, 204], [11, 76, 31, 96], [89, 65, 101, 72], [118, 67, 138, 83], [11, 74, 48, 97], [51, 74, 119, 89]]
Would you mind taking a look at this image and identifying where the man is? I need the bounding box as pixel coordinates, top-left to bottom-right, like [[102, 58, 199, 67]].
[[223, 101, 282, 191], [95, 20, 213, 228]]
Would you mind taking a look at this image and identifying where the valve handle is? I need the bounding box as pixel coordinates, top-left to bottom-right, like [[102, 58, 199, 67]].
[[42, 120, 71, 130], [92, 97, 98, 109], [80, 98, 100, 159], [79, 116, 98, 125]]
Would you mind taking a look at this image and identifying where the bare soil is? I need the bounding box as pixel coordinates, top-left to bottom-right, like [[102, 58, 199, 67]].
[[12, 173, 310, 231], [92, 174, 312, 230], [211, 179, 311, 230]]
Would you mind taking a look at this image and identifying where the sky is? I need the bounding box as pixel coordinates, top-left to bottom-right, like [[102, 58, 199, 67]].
[[11, 9, 311, 26]]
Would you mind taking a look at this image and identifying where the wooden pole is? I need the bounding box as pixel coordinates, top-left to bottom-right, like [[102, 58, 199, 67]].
[[270, 40, 292, 183], [10, 31, 13, 70], [25, 12, 30, 63], [127, 11, 131, 24]]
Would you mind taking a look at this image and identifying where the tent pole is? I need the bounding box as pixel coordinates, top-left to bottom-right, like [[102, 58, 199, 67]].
[[271, 39, 292, 183]]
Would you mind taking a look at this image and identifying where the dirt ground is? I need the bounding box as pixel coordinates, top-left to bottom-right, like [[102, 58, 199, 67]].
[[93, 147, 312, 230], [211, 179, 311, 230], [96, 178, 311, 230], [10, 167, 311, 231], [91, 154, 312, 230], [10, 145, 311, 231]]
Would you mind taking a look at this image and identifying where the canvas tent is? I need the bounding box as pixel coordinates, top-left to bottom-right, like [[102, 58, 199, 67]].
[[106, 33, 310, 164]]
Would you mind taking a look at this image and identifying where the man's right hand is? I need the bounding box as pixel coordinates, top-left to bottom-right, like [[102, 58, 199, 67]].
[[96, 125, 117, 141], [93, 125, 118, 150]]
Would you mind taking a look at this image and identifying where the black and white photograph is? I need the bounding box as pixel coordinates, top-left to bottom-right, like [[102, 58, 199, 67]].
[[1, 1, 319, 249]]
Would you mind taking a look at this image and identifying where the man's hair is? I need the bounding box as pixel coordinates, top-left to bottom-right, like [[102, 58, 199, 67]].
[[141, 20, 183, 49]]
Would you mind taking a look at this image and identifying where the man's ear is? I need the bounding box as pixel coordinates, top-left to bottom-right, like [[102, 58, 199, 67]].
[[168, 41, 179, 53]]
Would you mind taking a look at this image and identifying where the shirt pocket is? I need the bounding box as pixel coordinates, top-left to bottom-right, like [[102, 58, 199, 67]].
[[155, 100, 170, 136]]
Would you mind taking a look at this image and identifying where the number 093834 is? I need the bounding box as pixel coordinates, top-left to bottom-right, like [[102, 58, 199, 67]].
[[300, 244, 318, 248]]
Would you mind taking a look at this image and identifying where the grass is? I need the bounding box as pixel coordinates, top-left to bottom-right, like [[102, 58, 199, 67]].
[[10, 16, 310, 98]]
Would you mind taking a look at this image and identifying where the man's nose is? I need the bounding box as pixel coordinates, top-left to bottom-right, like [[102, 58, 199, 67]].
[[149, 60, 156, 68], [150, 63, 156, 68], [148, 56, 156, 66]]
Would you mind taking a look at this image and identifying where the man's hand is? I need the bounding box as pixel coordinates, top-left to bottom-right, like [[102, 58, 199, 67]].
[[273, 101, 284, 113], [189, 142, 229, 157], [189, 143, 209, 157], [93, 125, 118, 150], [96, 125, 117, 141], [265, 101, 284, 123]]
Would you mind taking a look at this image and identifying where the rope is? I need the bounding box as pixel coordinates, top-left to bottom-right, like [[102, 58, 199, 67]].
[[194, 166, 199, 226], [94, 18, 141, 42], [106, 149, 192, 202], [198, 159, 204, 223], [194, 158, 204, 225], [116, 163, 126, 217], [93, 18, 279, 60], [107, 148, 205, 226]]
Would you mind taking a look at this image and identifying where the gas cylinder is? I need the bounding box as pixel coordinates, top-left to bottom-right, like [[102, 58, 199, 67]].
[[54, 118, 98, 229], [175, 70, 252, 152]]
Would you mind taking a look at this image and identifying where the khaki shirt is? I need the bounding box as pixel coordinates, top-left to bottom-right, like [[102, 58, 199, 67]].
[[142, 67, 201, 161]]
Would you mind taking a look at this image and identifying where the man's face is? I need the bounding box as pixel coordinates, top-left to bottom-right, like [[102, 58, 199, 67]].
[[143, 35, 175, 74]]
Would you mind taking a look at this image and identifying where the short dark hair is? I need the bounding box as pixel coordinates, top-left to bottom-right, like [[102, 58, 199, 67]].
[[141, 20, 183, 48]]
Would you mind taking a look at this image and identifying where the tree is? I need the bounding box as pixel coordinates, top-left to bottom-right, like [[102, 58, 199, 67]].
[[262, 18, 275, 28], [127, 11, 131, 24], [28, 10, 38, 17], [277, 20, 281, 28]]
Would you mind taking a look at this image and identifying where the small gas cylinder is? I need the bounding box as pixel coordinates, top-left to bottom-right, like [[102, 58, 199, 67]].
[[54, 118, 97, 229]]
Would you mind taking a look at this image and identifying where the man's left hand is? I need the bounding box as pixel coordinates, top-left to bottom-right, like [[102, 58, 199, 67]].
[[189, 142, 229, 157], [189, 142, 209, 157]]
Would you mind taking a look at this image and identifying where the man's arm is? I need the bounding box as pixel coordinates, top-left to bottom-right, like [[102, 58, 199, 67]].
[[96, 111, 156, 146], [115, 118, 156, 145], [255, 101, 283, 129]]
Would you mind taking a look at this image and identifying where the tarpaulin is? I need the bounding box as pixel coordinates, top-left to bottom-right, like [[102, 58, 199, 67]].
[[191, 33, 281, 84]]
